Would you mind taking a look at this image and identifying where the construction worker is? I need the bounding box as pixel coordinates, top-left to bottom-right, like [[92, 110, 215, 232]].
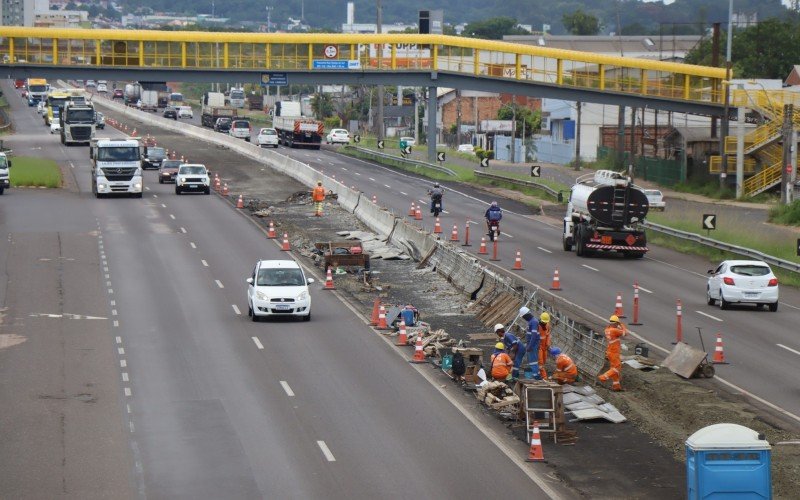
[[598, 315, 628, 391], [537, 312, 552, 380], [312, 181, 326, 216], [490, 342, 514, 381], [494, 323, 520, 362], [549, 347, 578, 385], [519, 307, 541, 380]]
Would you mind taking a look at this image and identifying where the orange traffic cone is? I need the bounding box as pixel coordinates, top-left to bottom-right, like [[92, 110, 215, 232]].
[[376, 304, 389, 330], [409, 333, 426, 363], [281, 233, 290, 251], [450, 225, 459, 242], [323, 268, 335, 290], [614, 293, 625, 318], [712, 333, 729, 364], [395, 320, 408, 346], [370, 298, 381, 326], [372, 194, 377, 204], [512, 250, 524, 270], [525, 421, 545, 462], [408, 202, 416, 216], [478, 237, 488, 255], [236, 194, 244, 209], [222, 183, 229, 196], [131, 128, 137, 137], [267, 221, 277, 239], [549, 268, 562, 290], [433, 217, 442, 234], [414, 205, 423, 221]]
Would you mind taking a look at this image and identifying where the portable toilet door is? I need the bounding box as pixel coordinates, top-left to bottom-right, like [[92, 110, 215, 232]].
[[685, 423, 771, 500]]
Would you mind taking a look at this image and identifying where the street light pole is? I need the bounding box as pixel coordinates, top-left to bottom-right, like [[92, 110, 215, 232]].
[[720, 0, 734, 189], [375, 0, 384, 141], [510, 96, 516, 163]]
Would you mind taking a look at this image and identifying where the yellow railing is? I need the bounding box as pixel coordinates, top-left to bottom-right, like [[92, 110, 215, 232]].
[[708, 155, 756, 174], [0, 27, 727, 104], [743, 163, 782, 197], [723, 120, 781, 154]]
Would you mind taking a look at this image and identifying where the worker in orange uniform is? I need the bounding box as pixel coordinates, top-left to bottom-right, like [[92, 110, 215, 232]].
[[312, 181, 326, 216], [598, 315, 628, 391], [490, 342, 514, 381], [549, 347, 578, 385], [537, 312, 552, 380]]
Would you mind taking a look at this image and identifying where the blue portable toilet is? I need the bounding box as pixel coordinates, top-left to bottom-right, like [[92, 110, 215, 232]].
[[686, 423, 772, 499]]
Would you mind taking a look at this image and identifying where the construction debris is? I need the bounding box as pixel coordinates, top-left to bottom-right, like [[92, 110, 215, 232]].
[[337, 231, 411, 260], [476, 381, 520, 410], [561, 385, 627, 423]]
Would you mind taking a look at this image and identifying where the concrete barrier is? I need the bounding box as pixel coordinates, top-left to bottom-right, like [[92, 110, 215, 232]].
[[334, 186, 361, 213], [353, 200, 398, 238], [389, 219, 438, 261], [448, 253, 485, 297]]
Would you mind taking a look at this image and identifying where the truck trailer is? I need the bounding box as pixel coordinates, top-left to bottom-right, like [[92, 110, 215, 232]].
[[201, 92, 238, 128], [272, 101, 323, 149], [562, 170, 650, 258]]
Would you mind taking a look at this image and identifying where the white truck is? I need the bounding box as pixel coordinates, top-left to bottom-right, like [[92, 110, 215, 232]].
[[138, 90, 159, 112], [201, 91, 237, 128], [272, 101, 323, 149], [59, 101, 95, 145], [228, 88, 246, 109], [562, 170, 650, 259], [90, 137, 144, 198], [0, 152, 11, 195]]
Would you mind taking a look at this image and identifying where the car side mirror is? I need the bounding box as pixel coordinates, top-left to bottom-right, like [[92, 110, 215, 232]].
[[6, 160, 11, 168], [246, 277, 254, 285], [707, 270, 714, 274], [307, 278, 315, 284]]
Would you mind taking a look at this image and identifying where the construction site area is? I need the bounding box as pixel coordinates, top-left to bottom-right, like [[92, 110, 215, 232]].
[[95, 101, 800, 499]]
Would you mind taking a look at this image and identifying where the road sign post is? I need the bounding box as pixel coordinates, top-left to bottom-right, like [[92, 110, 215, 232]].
[[353, 134, 361, 143], [437, 151, 445, 163], [530, 165, 541, 177], [480, 158, 489, 168], [377, 140, 384, 149], [702, 214, 716, 236]]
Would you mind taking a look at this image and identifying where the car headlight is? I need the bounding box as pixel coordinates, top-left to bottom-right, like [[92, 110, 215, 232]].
[[161, 172, 169, 176], [133, 182, 142, 189], [98, 183, 107, 189], [297, 291, 308, 301], [255, 291, 268, 301]]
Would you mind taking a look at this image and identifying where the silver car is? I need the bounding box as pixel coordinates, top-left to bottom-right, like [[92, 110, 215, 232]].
[[707, 260, 779, 311]]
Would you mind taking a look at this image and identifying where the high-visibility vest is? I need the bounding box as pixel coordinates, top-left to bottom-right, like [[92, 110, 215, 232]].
[[312, 186, 326, 201]]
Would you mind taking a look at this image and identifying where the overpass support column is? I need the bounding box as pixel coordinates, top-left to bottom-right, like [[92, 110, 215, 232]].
[[427, 86, 438, 162]]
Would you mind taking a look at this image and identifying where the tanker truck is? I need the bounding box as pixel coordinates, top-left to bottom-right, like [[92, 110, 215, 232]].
[[562, 169, 650, 258]]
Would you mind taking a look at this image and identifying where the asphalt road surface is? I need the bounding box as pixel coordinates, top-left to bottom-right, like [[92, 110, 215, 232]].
[[2, 83, 566, 498], [88, 93, 800, 427]]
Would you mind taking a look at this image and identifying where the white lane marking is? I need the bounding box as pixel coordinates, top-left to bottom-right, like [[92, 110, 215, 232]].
[[582, 264, 599, 272], [369, 177, 376, 182], [317, 441, 336, 462], [442, 210, 449, 214], [537, 246, 552, 254], [69, 162, 75, 169], [105, 274, 110, 279], [354, 172, 361, 176], [153, 194, 158, 198], [317, 157, 323, 162], [104, 266, 109, 272], [696, 311, 723, 322], [252, 337, 264, 350], [418, 199, 426, 204], [637, 285, 654, 294], [116, 336, 122, 344], [383, 184, 391, 189], [777, 344, 800, 356], [122, 372, 129, 382], [340, 166, 347, 170], [106, 281, 112, 286], [168, 214, 175, 219], [232, 304, 241, 315], [112, 309, 118, 316], [118, 348, 125, 355], [144, 187, 150, 191], [399, 191, 408, 196], [108, 288, 114, 294], [280, 381, 295, 397], [120, 360, 127, 368], [113, 320, 119, 327], [501, 232, 514, 238], [124, 387, 132, 397], [161, 203, 166, 208], [215, 280, 224, 289], [201, 260, 208, 267], [126, 404, 131, 414], [180, 227, 187, 234], [129, 421, 135, 433], [190, 242, 196, 249]]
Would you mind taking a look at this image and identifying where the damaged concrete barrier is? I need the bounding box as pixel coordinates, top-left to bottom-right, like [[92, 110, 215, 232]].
[[353, 198, 399, 238], [427, 243, 485, 297], [389, 219, 438, 261], [332, 185, 361, 213]]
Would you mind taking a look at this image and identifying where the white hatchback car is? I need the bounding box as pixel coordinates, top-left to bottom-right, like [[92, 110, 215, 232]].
[[50, 121, 61, 134], [644, 189, 666, 211], [707, 260, 779, 311], [457, 144, 475, 154], [257, 127, 279, 148], [177, 106, 193, 119], [96, 82, 108, 93], [246, 260, 313, 321], [326, 128, 350, 144]]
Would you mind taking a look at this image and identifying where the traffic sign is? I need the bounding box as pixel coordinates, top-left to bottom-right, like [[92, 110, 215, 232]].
[[377, 140, 385, 149], [353, 135, 361, 143], [787, 164, 793, 174], [400, 151, 408, 158], [530, 165, 541, 177], [261, 72, 288, 87], [323, 45, 338, 59], [702, 214, 716, 230], [797, 238, 800, 257], [402, 146, 412, 154], [437, 151, 446, 162], [480, 158, 489, 168]]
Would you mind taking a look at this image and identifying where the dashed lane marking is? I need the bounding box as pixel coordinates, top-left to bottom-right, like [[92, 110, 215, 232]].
[[354, 172, 361, 176], [153, 194, 157, 198], [118, 348, 125, 355], [280, 381, 295, 397], [369, 177, 376, 182], [399, 191, 408, 196], [190, 242, 196, 249], [120, 360, 127, 368], [637, 285, 654, 294], [180, 227, 187, 234], [122, 372, 129, 382], [161, 203, 166, 208], [113, 320, 119, 327], [317, 441, 336, 462], [537, 246, 552, 254], [384, 184, 391, 189], [124, 387, 132, 397], [582, 264, 599, 272], [777, 344, 800, 356], [252, 337, 264, 350], [169, 214, 175, 220], [215, 280, 224, 289], [115, 336, 122, 344], [201, 260, 209, 267], [232, 304, 241, 315], [696, 311, 723, 322]]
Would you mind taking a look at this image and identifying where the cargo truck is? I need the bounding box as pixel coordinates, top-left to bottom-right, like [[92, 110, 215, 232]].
[[272, 101, 323, 149], [124, 83, 141, 106], [59, 101, 95, 145], [90, 137, 144, 198], [0, 152, 11, 195], [229, 88, 246, 109], [562, 170, 650, 258], [201, 92, 237, 128], [138, 90, 158, 112], [247, 93, 264, 111], [26, 78, 49, 106]]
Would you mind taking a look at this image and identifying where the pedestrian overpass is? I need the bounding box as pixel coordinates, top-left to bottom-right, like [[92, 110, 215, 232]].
[[1, 27, 725, 115]]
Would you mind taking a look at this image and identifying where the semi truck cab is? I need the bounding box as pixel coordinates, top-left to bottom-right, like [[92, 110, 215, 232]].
[[90, 138, 143, 198]]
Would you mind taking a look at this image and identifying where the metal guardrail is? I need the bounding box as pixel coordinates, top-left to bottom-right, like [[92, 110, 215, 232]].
[[473, 170, 561, 198], [347, 146, 457, 177], [643, 221, 800, 274]]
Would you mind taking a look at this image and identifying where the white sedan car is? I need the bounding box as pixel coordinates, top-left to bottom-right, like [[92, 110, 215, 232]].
[[644, 189, 666, 211], [457, 144, 475, 154], [50, 121, 61, 134], [96, 83, 108, 93], [177, 106, 193, 119], [400, 136, 416, 146], [326, 128, 350, 144], [257, 127, 279, 148], [707, 260, 779, 311], [246, 260, 313, 321]]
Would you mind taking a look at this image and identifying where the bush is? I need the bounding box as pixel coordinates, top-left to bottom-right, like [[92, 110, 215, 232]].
[[474, 148, 494, 160], [323, 117, 341, 130], [768, 199, 800, 226]]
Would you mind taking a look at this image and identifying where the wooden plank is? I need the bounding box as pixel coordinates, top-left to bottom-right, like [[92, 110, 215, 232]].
[[467, 284, 496, 311]]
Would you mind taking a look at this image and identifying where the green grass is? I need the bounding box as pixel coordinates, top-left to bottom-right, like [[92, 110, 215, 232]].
[[768, 200, 800, 226], [9, 156, 62, 188]]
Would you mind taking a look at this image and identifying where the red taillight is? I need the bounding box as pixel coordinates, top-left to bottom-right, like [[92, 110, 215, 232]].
[[723, 277, 735, 286], [768, 278, 778, 287]]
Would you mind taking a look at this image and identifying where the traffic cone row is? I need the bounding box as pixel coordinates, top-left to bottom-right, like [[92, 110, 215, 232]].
[[450, 225, 459, 242], [414, 205, 423, 221], [478, 237, 488, 255], [323, 268, 335, 290], [376, 305, 389, 330], [630, 282, 643, 325], [673, 299, 683, 344], [267, 221, 276, 238], [222, 183, 229, 196], [408, 202, 416, 216], [525, 421, 545, 462], [281, 233, 290, 251], [549, 268, 562, 290]]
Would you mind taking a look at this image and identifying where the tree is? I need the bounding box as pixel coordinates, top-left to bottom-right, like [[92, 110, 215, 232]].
[[311, 92, 334, 120], [497, 105, 541, 138], [562, 10, 601, 36], [463, 17, 528, 40]]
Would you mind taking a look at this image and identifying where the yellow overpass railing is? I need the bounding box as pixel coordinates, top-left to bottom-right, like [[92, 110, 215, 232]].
[[0, 27, 726, 104]]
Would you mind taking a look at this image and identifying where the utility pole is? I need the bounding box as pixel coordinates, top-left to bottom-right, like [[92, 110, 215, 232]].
[[375, 0, 384, 141], [510, 97, 516, 164], [617, 105, 626, 169], [782, 104, 794, 205], [456, 89, 462, 147], [720, 0, 734, 189], [574, 101, 582, 170]]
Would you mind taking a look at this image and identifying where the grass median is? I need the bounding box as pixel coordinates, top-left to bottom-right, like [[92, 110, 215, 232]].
[[9, 156, 62, 188]]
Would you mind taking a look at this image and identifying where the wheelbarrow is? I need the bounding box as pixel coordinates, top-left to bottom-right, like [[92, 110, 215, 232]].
[[662, 328, 715, 379]]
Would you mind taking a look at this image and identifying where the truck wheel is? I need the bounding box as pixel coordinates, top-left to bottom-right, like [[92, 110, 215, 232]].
[[562, 236, 572, 251], [0, 187, 4, 195], [575, 227, 585, 256], [133, 193, 143, 199]]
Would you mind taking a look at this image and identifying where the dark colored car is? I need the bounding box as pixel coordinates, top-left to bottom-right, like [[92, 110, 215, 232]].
[[112, 89, 124, 99], [158, 159, 183, 184], [142, 147, 166, 170], [163, 107, 177, 120], [214, 117, 232, 133]]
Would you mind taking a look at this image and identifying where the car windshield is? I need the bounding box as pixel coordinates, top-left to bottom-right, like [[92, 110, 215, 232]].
[[233, 121, 249, 128], [257, 268, 305, 286], [65, 109, 95, 123], [96, 146, 139, 162], [730, 265, 771, 277], [230, 90, 245, 99], [260, 129, 276, 135], [218, 118, 231, 124], [179, 166, 207, 175], [0, 156, 7, 168], [148, 148, 166, 159], [161, 160, 182, 168]]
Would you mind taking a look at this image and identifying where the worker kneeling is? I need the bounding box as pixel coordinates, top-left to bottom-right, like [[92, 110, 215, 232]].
[[549, 347, 578, 385], [490, 342, 514, 381]]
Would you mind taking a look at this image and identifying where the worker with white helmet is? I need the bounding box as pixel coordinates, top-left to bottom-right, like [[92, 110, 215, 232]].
[[518, 306, 541, 380], [494, 323, 520, 361]]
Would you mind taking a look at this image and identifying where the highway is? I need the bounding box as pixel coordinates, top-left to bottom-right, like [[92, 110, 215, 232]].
[[1, 85, 566, 498], [115, 95, 800, 423]]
